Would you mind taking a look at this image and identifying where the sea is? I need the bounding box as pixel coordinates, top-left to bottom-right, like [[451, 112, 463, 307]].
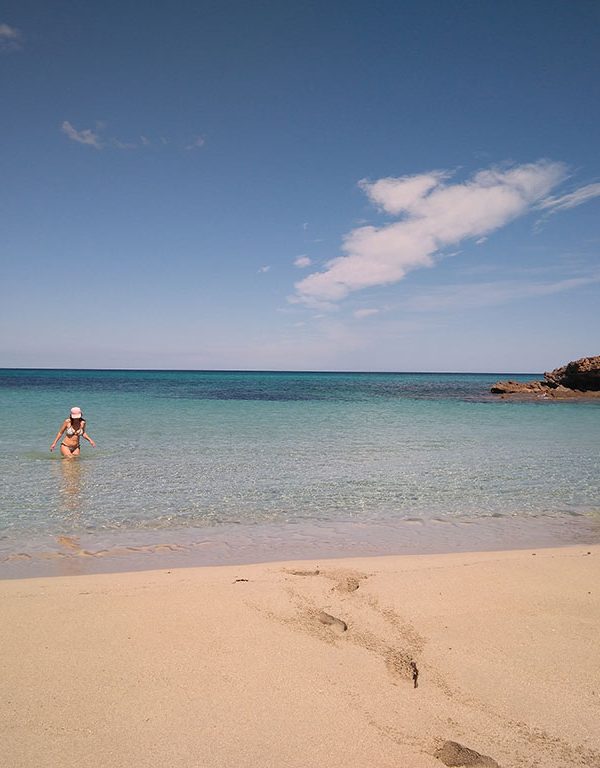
[[1, 368, 599, 577]]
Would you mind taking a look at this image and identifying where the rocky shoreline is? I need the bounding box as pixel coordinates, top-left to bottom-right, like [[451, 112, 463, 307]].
[[491, 355, 600, 400]]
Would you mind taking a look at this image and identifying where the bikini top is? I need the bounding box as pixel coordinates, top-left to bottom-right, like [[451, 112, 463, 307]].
[[65, 420, 84, 437]]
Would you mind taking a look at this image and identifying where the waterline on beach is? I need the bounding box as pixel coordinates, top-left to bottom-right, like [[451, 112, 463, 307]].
[[3, 511, 599, 579]]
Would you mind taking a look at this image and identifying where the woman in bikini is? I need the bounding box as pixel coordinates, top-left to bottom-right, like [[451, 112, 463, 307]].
[[50, 407, 96, 458]]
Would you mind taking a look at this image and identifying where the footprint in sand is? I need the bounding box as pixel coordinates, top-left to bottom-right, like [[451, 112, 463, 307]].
[[286, 568, 367, 594], [385, 648, 417, 681], [434, 740, 500, 768], [318, 611, 348, 633], [332, 575, 361, 593]]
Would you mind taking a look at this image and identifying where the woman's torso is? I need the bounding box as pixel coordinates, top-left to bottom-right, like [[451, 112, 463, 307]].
[[62, 419, 85, 447]]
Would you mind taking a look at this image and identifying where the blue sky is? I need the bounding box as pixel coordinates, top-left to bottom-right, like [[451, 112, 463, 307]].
[[1, 0, 599, 371]]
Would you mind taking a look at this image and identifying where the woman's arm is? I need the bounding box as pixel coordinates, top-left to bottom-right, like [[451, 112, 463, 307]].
[[50, 421, 68, 451], [82, 421, 96, 447]]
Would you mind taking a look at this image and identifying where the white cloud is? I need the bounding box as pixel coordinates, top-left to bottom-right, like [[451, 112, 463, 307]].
[[538, 183, 600, 213], [354, 308, 379, 319], [294, 161, 567, 305], [140, 135, 151, 146], [258, 265, 271, 273], [185, 136, 205, 150], [0, 23, 22, 52], [61, 121, 103, 149], [360, 171, 449, 215], [405, 275, 600, 312], [294, 255, 312, 268]]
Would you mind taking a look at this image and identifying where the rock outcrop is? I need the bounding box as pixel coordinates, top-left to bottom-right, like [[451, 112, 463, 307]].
[[490, 380, 547, 395], [544, 356, 600, 391], [491, 356, 600, 399]]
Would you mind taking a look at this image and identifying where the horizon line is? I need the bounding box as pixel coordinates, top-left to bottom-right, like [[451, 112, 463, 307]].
[[0, 367, 543, 376]]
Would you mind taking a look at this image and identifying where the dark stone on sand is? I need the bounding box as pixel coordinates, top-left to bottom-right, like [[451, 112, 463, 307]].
[[491, 355, 600, 398], [318, 611, 348, 632], [410, 660, 419, 688], [435, 740, 500, 767]]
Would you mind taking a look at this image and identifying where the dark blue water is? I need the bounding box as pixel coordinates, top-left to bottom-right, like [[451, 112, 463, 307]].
[[0, 368, 534, 401]]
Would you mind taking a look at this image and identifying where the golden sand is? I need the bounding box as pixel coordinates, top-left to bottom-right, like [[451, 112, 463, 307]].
[[1, 546, 599, 767]]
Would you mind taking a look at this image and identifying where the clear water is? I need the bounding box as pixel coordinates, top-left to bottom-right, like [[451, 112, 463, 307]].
[[1, 369, 599, 573]]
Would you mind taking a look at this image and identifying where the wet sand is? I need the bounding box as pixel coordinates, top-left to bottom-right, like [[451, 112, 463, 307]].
[[1, 545, 599, 768], [2, 511, 599, 579]]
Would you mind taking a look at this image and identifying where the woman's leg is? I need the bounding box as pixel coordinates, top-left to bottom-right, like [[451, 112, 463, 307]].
[[60, 444, 79, 458]]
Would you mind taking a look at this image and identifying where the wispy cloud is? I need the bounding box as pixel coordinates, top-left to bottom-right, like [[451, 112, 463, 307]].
[[62, 121, 138, 151], [293, 161, 568, 306], [112, 138, 138, 150], [294, 255, 312, 268], [538, 182, 600, 213], [258, 265, 271, 273], [61, 123, 207, 153], [0, 23, 22, 52], [405, 275, 600, 312], [61, 121, 103, 149], [185, 135, 205, 150], [354, 308, 379, 319]]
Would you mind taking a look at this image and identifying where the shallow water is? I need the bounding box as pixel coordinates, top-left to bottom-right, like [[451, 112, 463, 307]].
[[1, 369, 599, 575]]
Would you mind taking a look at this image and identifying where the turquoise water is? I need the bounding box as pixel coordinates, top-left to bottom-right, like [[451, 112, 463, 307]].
[[1, 369, 599, 572]]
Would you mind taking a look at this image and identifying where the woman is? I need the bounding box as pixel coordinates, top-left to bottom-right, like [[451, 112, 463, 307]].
[[50, 406, 96, 458]]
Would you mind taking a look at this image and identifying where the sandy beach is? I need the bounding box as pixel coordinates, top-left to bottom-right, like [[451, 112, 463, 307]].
[[1, 545, 599, 768]]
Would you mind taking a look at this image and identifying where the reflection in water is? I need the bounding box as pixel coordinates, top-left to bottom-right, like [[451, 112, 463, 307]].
[[54, 459, 86, 576], [58, 458, 84, 523]]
